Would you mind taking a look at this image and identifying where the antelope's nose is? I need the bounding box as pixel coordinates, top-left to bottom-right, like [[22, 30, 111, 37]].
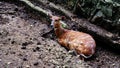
[[50, 20, 54, 29]]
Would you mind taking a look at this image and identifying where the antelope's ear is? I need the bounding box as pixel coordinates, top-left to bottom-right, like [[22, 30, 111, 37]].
[[61, 16, 66, 20]]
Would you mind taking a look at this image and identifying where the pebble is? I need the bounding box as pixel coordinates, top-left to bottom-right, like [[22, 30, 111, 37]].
[[37, 42, 41, 45], [26, 65, 30, 68], [33, 49, 36, 52], [23, 58, 28, 61], [11, 40, 15, 44], [112, 63, 115, 66], [50, 59, 59, 65], [36, 47, 40, 51], [7, 62, 12, 65], [22, 42, 28, 46]]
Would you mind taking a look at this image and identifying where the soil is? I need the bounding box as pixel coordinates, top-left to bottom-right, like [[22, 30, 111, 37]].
[[0, 1, 120, 68]]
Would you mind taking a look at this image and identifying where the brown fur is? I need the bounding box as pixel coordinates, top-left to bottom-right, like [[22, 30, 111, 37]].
[[51, 16, 96, 58]]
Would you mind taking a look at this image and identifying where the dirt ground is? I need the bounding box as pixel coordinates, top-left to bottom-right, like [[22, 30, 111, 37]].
[[0, 1, 120, 68]]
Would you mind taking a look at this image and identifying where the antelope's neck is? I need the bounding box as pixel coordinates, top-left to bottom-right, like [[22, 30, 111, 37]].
[[54, 24, 65, 37]]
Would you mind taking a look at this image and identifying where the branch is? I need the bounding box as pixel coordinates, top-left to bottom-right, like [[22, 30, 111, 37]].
[[20, 0, 51, 16], [37, 0, 76, 20]]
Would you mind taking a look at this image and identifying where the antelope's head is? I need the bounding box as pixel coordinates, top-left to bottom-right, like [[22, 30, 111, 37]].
[[50, 16, 61, 29], [50, 16, 67, 29]]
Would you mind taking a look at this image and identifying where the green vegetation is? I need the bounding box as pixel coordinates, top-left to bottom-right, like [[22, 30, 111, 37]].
[[49, 0, 120, 34]]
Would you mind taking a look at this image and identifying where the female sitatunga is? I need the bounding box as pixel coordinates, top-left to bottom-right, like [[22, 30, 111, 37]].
[[50, 16, 96, 59]]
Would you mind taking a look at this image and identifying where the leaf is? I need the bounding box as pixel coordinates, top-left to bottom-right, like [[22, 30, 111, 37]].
[[101, 6, 112, 17], [60, 21, 68, 28], [105, 0, 113, 3], [113, 2, 120, 7]]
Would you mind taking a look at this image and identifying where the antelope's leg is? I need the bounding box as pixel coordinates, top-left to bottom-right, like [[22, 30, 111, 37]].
[[68, 49, 78, 56]]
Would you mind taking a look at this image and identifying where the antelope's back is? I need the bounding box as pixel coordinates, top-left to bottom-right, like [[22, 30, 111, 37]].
[[58, 30, 96, 54]]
